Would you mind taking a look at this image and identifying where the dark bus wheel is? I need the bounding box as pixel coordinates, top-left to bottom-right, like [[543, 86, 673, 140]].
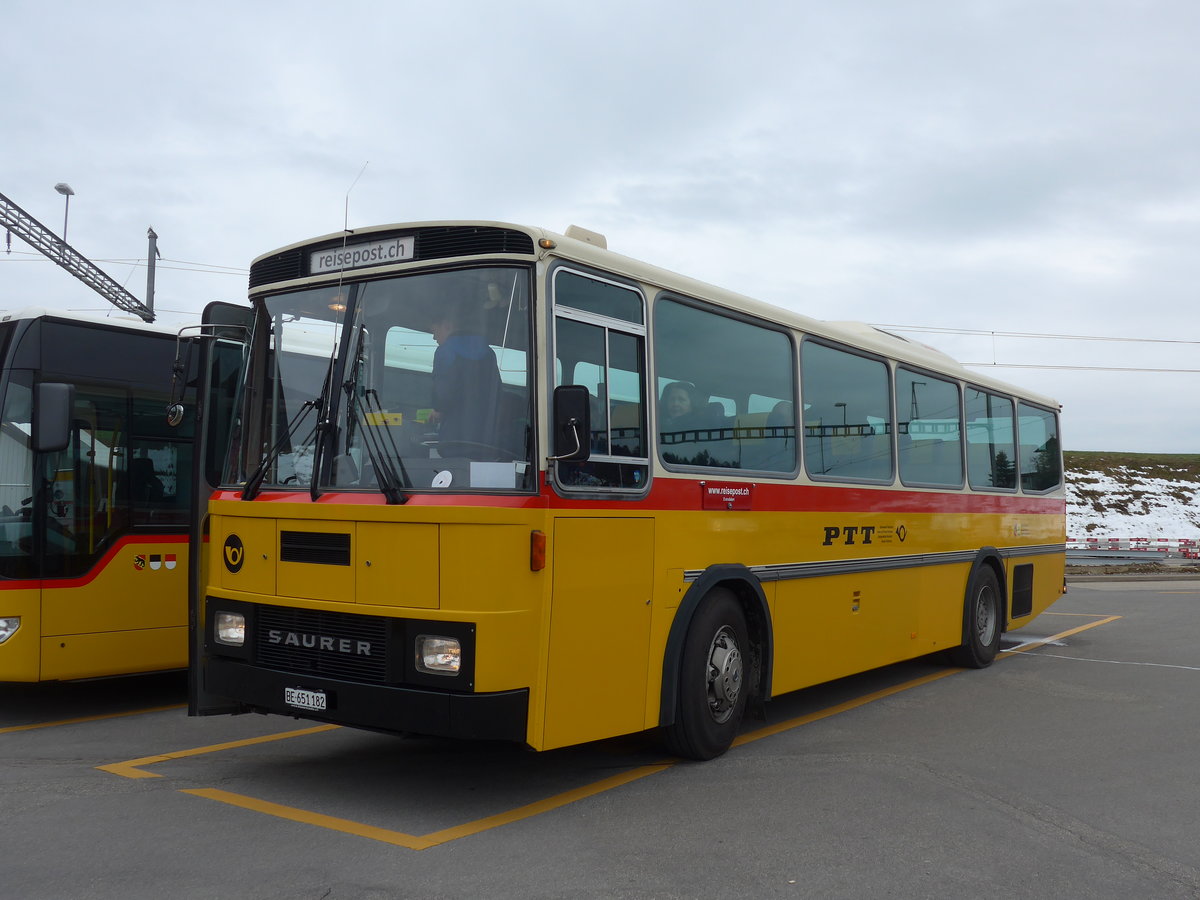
[[948, 565, 1002, 669], [664, 588, 751, 760]]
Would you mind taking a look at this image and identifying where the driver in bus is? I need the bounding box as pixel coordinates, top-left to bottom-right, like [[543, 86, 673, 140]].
[[428, 304, 502, 457]]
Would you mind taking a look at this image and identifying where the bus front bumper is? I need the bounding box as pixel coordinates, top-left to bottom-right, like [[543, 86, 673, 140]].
[[204, 657, 529, 743]]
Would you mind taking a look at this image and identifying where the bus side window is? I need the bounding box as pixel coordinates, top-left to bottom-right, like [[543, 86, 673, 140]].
[[1017, 402, 1061, 492], [654, 298, 795, 473], [801, 340, 893, 482], [130, 395, 191, 525], [966, 389, 1016, 490], [553, 269, 648, 490], [897, 367, 963, 488]]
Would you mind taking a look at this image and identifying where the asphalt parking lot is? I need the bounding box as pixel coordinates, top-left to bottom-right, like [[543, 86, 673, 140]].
[[3, 578, 1199, 900]]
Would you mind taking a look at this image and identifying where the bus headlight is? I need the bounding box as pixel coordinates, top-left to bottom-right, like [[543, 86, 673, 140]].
[[0, 617, 20, 644], [215, 612, 246, 646], [415, 635, 461, 675]]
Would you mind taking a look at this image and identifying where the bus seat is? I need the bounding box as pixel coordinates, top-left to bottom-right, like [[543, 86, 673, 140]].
[[768, 401, 794, 430], [705, 401, 732, 428]]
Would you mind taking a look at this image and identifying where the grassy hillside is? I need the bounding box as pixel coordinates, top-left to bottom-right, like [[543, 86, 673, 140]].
[[1065, 450, 1200, 540], [1065, 451, 1200, 480]]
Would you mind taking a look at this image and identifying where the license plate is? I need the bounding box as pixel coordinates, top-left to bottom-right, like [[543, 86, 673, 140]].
[[284, 687, 327, 711]]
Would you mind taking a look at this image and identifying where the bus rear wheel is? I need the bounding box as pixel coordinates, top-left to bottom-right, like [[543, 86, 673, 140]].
[[949, 565, 1002, 668], [664, 588, 750, 760]]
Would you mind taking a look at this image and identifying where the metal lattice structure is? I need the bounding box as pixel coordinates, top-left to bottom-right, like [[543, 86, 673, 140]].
[[1, 190, 154, 322]]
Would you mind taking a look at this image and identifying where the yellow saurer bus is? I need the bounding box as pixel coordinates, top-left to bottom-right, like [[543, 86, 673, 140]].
[[190, 222, 1065, 759]]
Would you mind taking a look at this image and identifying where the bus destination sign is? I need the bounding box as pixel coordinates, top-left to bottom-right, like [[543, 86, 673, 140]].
[[310, 236, 415, 274]]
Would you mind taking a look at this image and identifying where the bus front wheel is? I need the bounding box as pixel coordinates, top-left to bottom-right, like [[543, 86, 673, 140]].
[[664, 588, 750, 760], [949, 565, 1002, 668]]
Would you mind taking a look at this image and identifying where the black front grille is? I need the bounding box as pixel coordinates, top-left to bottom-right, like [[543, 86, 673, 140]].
[[255, 605, 391, 683], [248, 249, 304, 287], [280, 530, 351, 565], [248, 225, 536, 287], [414, 225, 535, 259]]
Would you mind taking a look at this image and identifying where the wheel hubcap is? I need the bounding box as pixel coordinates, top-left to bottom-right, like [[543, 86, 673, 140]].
[[975, 584, 997, 645], [706, 627, 743, 724]]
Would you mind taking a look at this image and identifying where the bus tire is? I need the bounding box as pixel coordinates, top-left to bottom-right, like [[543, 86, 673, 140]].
[[949, 565, 1002, 668], [663, 588, 750, 760]]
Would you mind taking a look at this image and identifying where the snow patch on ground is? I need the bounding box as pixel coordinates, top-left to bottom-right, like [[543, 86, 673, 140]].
[[1067, 466, 1200, 540]]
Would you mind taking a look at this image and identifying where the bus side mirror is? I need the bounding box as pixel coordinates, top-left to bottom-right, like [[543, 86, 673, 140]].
[[551, 385, 591, 462], [33, 382, 75, 453]]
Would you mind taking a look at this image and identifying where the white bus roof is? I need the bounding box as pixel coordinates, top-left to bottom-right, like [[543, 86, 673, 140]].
[[253, 220, 1061, 409]]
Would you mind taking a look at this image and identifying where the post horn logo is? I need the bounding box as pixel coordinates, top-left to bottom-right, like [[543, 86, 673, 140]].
[[223, 534, 245, 574]]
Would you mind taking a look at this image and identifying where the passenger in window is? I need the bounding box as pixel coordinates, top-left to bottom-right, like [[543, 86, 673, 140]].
[[429, 306, 501, 457], [660, 382, 703, 435]]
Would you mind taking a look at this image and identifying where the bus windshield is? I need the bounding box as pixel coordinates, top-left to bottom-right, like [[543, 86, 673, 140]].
[[229, 265, 535, 493]]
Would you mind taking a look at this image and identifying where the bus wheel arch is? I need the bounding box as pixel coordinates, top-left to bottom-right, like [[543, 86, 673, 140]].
[[659, 566, 773, 759], [949, 551, 1006, 669]]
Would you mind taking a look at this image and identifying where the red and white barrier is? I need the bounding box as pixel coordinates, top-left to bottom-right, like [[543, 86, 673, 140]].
[[1068, 537, 1200, 556]]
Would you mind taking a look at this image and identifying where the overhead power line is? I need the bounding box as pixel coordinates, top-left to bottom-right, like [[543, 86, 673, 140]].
[[875, 323, 1200, 374], [961, 362, 1200, 373], [1, 249, 246, 276], [94, 256, 248, 275], [874, 323, 1200, 346]]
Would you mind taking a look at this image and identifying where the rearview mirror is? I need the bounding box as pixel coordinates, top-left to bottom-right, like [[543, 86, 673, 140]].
[[551, 385, 591, 462], [33, 382, 75, 453]]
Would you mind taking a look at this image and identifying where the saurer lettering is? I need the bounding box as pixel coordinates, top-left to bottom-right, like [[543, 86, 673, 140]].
[[267, 629, 373, 656]]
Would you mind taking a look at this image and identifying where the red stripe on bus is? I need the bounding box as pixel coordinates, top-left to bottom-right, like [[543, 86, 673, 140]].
[[0, 533, 188, 591], [213, 476, 1064, 516]]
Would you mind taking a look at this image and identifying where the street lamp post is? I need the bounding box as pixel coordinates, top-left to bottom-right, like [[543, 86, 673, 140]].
[[54, 182, 74, 241]]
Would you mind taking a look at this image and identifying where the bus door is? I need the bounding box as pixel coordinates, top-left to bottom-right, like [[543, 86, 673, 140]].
[[545, 267, 654, 749], [185, 301, 252, 715]]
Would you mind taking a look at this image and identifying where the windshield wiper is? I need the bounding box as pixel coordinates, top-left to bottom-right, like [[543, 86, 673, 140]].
[[344, 384, 410, 504], [241, 397, 319, 501]]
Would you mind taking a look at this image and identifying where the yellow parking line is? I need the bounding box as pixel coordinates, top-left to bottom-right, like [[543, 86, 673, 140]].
[[0, 703, 185, 736], [96, 724, 340, 778], [735, 614, 1122, 748], [1002, 615, 1122, 653], [183, 763, 672, 851]]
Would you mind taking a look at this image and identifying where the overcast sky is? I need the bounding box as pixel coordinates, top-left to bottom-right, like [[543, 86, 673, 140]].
[[4, 0, 1198, 452]]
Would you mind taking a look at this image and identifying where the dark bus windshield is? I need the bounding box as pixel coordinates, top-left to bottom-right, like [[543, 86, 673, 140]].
[[0, 318, 193, 581]]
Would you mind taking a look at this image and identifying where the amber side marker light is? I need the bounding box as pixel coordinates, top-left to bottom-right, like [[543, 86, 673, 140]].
[[530, 530, 547, 571]]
